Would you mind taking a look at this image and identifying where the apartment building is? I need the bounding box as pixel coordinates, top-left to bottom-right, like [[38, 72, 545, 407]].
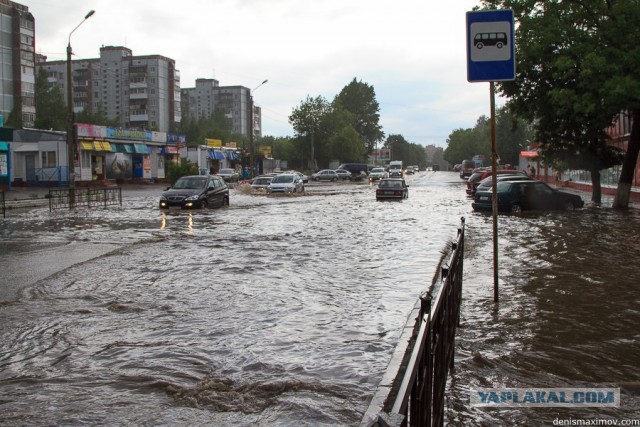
[[0, 0, 36, 127], [181, 78, 262, 138], [37, 46, 181, 133]]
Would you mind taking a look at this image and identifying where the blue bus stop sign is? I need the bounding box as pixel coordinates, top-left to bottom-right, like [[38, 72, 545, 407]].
[[467, 9, 515, 82]]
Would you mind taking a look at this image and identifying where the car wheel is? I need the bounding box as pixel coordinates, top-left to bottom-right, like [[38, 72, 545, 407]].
[[510, 204, 522, 213], [223, 196, 229, 207], [332, 177, 337, 182], [201, 199, 209, 209], [564, 200, 575, 211]]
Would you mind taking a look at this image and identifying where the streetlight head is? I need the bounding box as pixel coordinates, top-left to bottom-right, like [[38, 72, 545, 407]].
[[262, 79, 268, 84], [85, 10, 95, 19]]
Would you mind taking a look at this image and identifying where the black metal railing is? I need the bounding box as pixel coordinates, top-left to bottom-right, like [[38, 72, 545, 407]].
[[361, 217, 465, 427], [49, 187, 122, 210]]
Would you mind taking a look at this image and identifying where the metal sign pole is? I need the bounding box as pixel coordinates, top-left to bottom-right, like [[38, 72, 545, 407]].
[[490, 81, 499, 302]]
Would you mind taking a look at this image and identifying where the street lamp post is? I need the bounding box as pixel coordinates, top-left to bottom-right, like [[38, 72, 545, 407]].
[[249, 79, 268, 178], [67, 10, 95, 207]]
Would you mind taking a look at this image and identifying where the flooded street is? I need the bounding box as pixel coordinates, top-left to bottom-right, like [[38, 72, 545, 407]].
[[1, 172, 639, 425]]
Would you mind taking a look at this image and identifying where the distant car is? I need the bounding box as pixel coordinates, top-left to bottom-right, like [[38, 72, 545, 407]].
[[286, 170, 309, 183], [217, 168, 240, 183], [368, 167, 388, 182], [472, 180, 584, 213], [404, 167, 414, 175], [159, 175, 229, 209], [474, 174, 533, 194], [413, 166, 420, 172], [312, 169, 339, 181], [376, 178, 409, 201], [466, 169, 527, 195], [250, 176, 273, 190], [334, 169, 352, 180], [389, 169, 403, 178], [432, 165, 440, 171], [267, 173, 305, 194], [460, 160, 476, 179]]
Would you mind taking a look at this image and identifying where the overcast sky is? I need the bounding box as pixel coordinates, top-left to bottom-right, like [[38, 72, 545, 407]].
[[25, 0, 497, 147]]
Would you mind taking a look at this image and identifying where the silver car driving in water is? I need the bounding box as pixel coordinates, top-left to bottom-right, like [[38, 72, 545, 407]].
[[266, 173, 305, 194]]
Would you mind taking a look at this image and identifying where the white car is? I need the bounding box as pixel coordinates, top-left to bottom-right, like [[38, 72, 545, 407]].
[[267, 173, 305, 194], [368, 167, 388, 182], [250, 176, 273, 190], [334, 169, 352, 180]]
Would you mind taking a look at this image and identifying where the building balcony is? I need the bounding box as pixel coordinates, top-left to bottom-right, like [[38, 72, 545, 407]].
[[129, 81, 147, 89], [130, 92, 148, 100], [130, 112, 149, 121]]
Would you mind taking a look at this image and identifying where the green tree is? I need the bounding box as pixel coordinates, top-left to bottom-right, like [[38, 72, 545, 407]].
[[495, 106, 535, 166], [289, 95, 330, 169], [34, 68, 66, 130], [76, 102, 120, 127], [334, 78, 384, 155], [481, 0, 638, 208]]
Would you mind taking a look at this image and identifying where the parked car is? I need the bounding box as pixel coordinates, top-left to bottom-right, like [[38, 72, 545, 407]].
[[466, 169, 527, 195], [250, 175, 273, 190], [474, 174, 533, 194], [267, 173, 305, 194], [312, 169, 339, 181], [286, 170, 309, 183], [368, 167, 388, 182], [217, 168, 240, 183], [159, 175, 229, 209], [472, 180, 584, 213], [334, 169, 352, 180], [337, 163, 368, 179], [376, 178, 409, 201]]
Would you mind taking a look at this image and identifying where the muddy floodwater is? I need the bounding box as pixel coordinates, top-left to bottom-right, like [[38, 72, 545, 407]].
[[1, 172, 639, 426]]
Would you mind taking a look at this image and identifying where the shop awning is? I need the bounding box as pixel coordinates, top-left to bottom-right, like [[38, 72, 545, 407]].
[[115, 144, 133, 153], [133, 143, 149, 154], [13, 144, 38, 152], [81, 141, 94, 151], [94, 141, 113, 152], [225, 151, 235, 160], [207, 151, 215, 160], [234, 152, 242, 160], [213, 150, 225, 160]]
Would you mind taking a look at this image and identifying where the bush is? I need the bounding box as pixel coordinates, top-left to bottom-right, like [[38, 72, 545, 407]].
[[166, 158, 198, 185]]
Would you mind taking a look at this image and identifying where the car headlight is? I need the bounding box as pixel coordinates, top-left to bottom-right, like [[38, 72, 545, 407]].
[[185, 195, 200, 201]]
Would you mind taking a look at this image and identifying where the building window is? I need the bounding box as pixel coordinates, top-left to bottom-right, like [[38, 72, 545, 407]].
[[41, 151, 57, 168]]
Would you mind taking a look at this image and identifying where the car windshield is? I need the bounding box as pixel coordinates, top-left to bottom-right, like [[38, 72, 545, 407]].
[[379, 180, 403, 189], [173, 177, 206, 189], [253, 178, 270, 185], [220, 169, 234, 174], [371, 168, 385, 173], [272, 175, 294, 183]]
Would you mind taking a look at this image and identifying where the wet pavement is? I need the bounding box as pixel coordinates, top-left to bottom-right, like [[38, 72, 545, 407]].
[[1, 174, 639, 425]]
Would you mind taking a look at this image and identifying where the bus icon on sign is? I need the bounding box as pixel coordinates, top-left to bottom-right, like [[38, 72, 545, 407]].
[[474, 32, 507, 49]]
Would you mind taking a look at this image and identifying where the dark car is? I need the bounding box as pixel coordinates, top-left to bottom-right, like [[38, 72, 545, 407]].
[[376, 178, 409, 201], [466, 169, 529, 195], [472, 180, 584, 213], [159, 175, 229, 209], [217, 168, 240, 183], [475, 174, 533, 194]]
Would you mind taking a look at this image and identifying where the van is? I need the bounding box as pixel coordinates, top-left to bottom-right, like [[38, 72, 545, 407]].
[[337, 163, 368, 179], [460, 160, 476, 179]]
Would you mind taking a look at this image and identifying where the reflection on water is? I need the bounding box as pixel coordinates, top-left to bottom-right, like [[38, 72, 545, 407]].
[[1, 175, 638, 425], [449, 208, 640, 425], [160, 211, 193, 235]]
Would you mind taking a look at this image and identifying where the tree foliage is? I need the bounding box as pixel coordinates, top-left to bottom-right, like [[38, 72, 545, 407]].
[[480, 0, 638, 207], [178, 108, 237, 147], [384, 134, 427, 168], [288, 79, 384, 169], [334, 78, 385, 153], [34, 68, 66, 131]]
